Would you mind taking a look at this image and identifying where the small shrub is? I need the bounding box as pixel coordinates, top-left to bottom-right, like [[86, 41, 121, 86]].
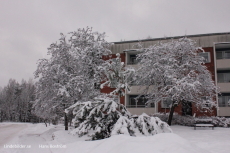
[[69, 96, 172, 140]]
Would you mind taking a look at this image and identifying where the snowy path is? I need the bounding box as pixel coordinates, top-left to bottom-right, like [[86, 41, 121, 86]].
[[0, 123, 62, 153], [171, 125, 230, 153], [0, 124, 28, 149]]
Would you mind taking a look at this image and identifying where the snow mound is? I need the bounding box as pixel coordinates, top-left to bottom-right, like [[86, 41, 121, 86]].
[[66, 133, 210, 153]]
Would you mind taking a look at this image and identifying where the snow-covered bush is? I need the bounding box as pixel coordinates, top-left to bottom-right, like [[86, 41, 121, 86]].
[[111, 116, 135, 136], [152, 113, 170, 123], [193, 116, 230, 127], [173, 115, 195, 126], [207, 116, 230, 127], [69, 95, 132, 140], [135, 113, 172, 135], [69, 95, 172, 140], [152, 113, 230, 127], [152, 113, 195, 126]]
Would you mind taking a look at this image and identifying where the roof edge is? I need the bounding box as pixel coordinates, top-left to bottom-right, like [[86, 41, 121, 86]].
[[112, 32, 230, 44]]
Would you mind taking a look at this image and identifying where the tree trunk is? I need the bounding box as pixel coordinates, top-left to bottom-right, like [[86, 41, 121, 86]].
[[0, 111, 2, 122], [44, 120, 47, 127], [167, 102, 177, 126], [64, 112, 68, 130], [118, 92, 121, 111], [63, 103, 68, 130], [69, 115, 72, 126]]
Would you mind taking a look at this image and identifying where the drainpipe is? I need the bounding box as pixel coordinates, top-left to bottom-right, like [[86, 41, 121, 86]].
[[213, 43, 219, 116]]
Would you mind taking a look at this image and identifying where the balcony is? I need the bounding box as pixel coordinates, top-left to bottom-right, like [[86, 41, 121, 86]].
[[216, 59, 230, 69], [127, 85, 154, 94], [218, 94, 230, 107], [218, 107, 230, 116], [127, 107, 156, 115], [217, 71, 230, 92], [218, 96, 230, 116], [218, 83, 230, 92], [216, 47, 230, 69]]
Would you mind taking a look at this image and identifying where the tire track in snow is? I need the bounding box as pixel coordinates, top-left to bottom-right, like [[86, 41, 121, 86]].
[[0, 124, 27, 149]]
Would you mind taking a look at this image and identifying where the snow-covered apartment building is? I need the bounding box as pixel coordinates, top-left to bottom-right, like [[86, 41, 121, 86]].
[[101, 32, 230, 117]]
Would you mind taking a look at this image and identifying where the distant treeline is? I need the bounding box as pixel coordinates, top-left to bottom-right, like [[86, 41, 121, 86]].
[[0, 78, 39, 122]]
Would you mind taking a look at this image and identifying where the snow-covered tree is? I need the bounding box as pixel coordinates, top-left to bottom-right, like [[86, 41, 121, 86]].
[[136, 38, 218, 125], [68, 95, 172, 140], [68, 95, 133, 140], [100, 53, 135, 106], [0, 78, 36, 122], [135, 113, 172, 135], [34, 27, 111, 124]]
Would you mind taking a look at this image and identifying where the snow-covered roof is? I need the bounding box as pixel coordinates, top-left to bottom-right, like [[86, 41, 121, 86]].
[[112, 32, 230, 44], [110, 32, 230, 54]]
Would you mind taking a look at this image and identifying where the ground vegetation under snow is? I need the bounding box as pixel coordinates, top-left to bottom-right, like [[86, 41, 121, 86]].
[[67, 96, 172, 140], [0, 123, 230, 153], [153, 113, 230, 127]]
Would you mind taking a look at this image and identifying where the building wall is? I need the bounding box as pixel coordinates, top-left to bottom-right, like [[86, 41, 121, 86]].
[[102, 53, 126, 62], [215, 43, 230, 116], [102, 32, 230, 116], [203, 47, 215, 81], [108, 45, 218, 116]]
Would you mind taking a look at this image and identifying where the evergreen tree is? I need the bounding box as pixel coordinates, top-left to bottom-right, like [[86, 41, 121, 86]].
[[68, 95, 133, 140], [0, 78, 36, 122]]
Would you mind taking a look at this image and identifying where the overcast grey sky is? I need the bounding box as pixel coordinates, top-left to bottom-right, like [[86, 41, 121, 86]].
[[0, 0, 230, 87]]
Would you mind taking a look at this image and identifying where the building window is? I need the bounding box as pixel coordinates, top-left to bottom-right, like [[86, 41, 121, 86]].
[[128, 95, 154, 108], [216, 49, 230, 59], [218, 93, 230, 107], [161, 98, 172, 108], [198, 52, 211, 63], [128, 54, 139, 65], [217, 70, 230, 83]]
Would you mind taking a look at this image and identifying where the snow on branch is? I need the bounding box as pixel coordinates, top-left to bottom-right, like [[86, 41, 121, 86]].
[[69, 95, 171, 140]]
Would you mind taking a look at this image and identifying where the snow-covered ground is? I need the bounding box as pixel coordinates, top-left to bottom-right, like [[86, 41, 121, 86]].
[[171, 125, 230, 153], [0, 123, 28, 148], [0, 123, 229, 153]]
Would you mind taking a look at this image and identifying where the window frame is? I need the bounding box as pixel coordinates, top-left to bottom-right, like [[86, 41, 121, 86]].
[[218, 93, 230, 107], [127, 95, 154, 108], [216, 49, 230, 59], [128, 54, 139, 65], [198, 52, 211, 63], [217, 70, 230, 83]]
